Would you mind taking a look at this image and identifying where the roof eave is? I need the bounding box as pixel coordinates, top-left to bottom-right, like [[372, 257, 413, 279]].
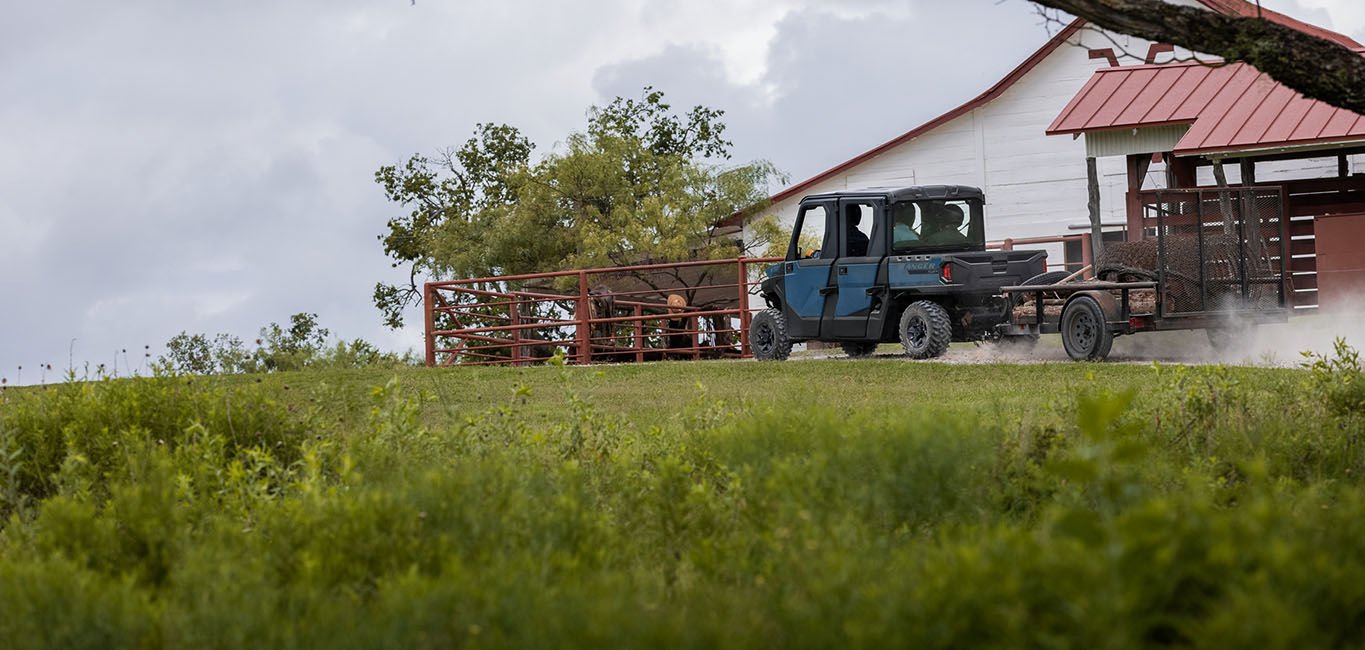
[[1177, 136, 1365, 159], [1048, 119, 1199, 137]]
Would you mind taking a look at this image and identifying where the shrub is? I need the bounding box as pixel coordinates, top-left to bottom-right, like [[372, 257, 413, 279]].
[[0, 376, 310, 518], [0, 362, 1363, 647]]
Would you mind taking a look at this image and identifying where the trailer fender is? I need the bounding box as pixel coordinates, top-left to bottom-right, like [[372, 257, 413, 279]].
[[1065, 290, 1121, 325]]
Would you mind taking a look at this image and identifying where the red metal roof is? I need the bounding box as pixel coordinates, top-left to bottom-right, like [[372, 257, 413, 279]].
[[1047, 54, 1365, 156]]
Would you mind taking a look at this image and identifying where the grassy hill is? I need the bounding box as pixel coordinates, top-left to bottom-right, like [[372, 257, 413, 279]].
[[0, 354, 1362, 648]]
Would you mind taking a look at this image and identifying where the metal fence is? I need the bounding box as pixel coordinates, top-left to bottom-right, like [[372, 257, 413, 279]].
[[424, 257, 780, 367], [1143, 187, 1288, 316]]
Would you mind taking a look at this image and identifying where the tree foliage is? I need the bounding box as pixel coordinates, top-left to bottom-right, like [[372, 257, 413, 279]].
[[1031, 0, 1365, 115], [158, 313, 411, 375], [373, 87, 786, 328]]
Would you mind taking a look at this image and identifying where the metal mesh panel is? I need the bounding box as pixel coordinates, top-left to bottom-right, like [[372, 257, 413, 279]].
[[1143, 188, 1286, 316]]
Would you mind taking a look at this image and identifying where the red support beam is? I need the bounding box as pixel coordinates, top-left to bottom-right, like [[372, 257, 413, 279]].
[[736, 258, 750, 357], [423, 282, 436, 367], [576, 271, 590, 365], [1080, 232, 1095, 278], [1126, 154, 1149, 241]]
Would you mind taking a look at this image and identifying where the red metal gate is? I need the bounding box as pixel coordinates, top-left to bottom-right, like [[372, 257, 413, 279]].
[[424, 257, 780, 366]]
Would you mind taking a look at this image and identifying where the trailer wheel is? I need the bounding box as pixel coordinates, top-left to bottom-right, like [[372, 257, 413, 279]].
[[899, 300, 952, 359], [841, 341, 878, 358], [1061, 296, 1113, 361], [749, 309, 793, 361]]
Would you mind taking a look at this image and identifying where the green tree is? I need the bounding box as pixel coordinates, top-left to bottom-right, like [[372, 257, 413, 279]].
[[160, 333, 254, 375], [255, 312, 331, 372], [158, 313, 413, 376], [373, 87, 786, 328]]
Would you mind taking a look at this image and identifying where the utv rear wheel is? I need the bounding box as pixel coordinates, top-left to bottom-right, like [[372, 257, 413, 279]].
[[841, 341, 878, 358], [749, 309, 793, 361], [899, 300, 952, 359], [1061, 296, 1113, 361]]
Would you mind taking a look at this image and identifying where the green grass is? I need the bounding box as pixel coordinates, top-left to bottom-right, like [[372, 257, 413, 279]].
[[0, 353, 1361, 649], [237, 355, 1282, 428]]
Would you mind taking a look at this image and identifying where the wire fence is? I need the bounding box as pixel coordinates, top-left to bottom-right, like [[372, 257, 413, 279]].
[[1143, 187, 1288, 316]]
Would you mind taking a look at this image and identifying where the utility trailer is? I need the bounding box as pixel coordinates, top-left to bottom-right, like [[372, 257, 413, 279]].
[[997, 186, 1293, 361]]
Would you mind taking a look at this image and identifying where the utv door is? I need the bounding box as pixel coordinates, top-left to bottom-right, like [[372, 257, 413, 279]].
[[780, 200, 837, 340], [827, 198, 887, 339]]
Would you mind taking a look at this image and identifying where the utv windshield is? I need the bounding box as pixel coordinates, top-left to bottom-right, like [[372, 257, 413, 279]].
[[888, 198, 986, 254]]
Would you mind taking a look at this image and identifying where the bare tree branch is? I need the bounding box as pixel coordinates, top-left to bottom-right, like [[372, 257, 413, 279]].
[[1034, 6, 1217, 65], [1031, 0, 1365, 114]]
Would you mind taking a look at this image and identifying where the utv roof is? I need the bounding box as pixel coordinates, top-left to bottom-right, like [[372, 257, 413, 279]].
[[801, 185, 984, 202]]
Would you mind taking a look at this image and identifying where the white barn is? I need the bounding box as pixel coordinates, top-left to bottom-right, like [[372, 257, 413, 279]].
[[736, 0, 1362, 268]]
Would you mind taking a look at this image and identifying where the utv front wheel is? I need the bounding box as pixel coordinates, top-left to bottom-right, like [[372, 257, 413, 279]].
[[749, 309, 793, 361], [899, 300, 951, 359], [841, 341, 878, 358]]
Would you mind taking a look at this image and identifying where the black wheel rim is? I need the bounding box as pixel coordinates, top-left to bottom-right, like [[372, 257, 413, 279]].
[[754, 322, 774, 353], [907, 316, 927, 349], [1070, 311, 1097, 353]]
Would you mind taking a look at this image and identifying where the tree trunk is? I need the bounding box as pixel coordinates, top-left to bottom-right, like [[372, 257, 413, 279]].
[[1087, 157, 1105, 264]]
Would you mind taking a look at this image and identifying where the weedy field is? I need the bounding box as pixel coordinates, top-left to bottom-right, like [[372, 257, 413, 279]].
[[0, 345, 1363, 649]]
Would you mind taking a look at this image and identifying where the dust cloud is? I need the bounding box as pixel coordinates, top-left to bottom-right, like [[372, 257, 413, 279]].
[[795, 296, 1365, 367]]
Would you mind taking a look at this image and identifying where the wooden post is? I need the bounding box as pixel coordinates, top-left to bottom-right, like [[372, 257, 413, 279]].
[[1087, 157, 1105, 264]]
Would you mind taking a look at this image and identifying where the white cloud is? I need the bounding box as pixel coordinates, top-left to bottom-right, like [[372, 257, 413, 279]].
[[1281, 0, 1365, 36]]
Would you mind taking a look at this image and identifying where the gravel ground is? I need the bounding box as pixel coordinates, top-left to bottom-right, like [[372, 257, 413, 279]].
[[788, 312, 1362, 367]]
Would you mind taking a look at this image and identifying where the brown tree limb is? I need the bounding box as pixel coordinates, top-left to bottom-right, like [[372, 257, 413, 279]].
[[1031, 0, 1365, 114]]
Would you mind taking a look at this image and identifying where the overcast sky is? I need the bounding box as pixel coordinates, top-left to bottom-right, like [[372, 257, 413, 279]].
[[2, 0, 1357, 381]]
